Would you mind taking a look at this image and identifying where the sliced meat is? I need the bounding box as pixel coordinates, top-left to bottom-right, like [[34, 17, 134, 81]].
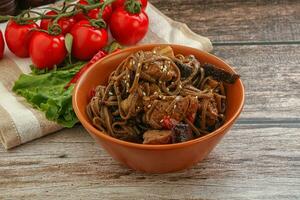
[[202, 63, 240, 84], [143, 130, 172, 144], [143, 61, 177, 82], [170, 96, 190, 121], [144, 95, 199, 129]]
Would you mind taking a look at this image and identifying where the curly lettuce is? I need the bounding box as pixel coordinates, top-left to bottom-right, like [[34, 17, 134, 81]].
[[12, 62, 85, 128]]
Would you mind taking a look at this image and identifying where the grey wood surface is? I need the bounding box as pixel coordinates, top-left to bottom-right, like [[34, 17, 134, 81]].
[[1, 1, 300, 200], [151, 0, 300, 43]]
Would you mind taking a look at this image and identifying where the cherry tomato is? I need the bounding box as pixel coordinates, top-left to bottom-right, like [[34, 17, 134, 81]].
[[5, 20, 38, 58], [70, 20, 108, 60], [75, 0, 112, 23], [29, 32, 67, 69], [109, 6, 149, 45], [40, 11, 76, 34], [112, 0, 147, 10], [0, 30, 4, 59]]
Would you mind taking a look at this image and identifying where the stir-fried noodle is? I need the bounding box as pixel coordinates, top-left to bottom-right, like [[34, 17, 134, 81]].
[[87, 46, 239, 144]]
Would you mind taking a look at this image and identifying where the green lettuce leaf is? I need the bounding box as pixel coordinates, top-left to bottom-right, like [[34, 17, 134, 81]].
[[12, 62, 85, 128]]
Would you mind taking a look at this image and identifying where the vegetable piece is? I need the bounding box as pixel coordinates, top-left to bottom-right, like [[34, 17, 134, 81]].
[[70, 20, 108, 60], [0, 30, 4, 59], [202, 63, 240, 84], [103, 41, 123, 54], [112, 0, 148, 10], [65, 49, 107, 89], [5, 20, 38, 58], [75, 0, 112, 23], [29, 32, 67, 69], [174, 59, 194, 79], [40, 11, 76, 34], [109, 0, 149, 45], [13, 62, 85, 128], [64, 33, 74, 64], [171, 123, 194, 143]]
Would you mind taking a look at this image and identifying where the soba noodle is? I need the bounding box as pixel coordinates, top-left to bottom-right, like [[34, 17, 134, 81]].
[[86, 46, 239, 144]]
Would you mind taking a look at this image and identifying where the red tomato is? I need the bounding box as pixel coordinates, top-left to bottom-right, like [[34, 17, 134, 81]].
[[75, 0, 112, 23], [112, 0, 147, 10], [5, 20, 38, 58], [29, 32, 67, 69], [109, 7, 149, 45], [0, 30, 4, 59], [70, 20, 108, 60], [40, 11, 76, 34]]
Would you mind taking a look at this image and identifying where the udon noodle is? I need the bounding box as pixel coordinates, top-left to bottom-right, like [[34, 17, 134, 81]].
[[86, 46, 239, 144]]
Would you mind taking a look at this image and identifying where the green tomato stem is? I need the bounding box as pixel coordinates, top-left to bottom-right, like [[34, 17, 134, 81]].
[[125, 0, 142, 14], [0, 1, 107, 24], [98, 0, 116, 19]]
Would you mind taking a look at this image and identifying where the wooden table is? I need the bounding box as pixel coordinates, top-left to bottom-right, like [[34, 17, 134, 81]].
[[1, 1, 299, 199]]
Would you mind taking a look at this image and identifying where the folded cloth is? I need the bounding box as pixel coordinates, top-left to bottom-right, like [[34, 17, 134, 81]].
[[0, 2, 212, 149]]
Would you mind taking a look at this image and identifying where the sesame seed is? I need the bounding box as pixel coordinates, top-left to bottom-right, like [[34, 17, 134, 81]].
[[160, 119, 164, 123], [153, 92, 158, 95], [162, 96, 166, 100], [142, 92, 146, 96], [136, 73, 140, 77], [147, 104, 151, 108]]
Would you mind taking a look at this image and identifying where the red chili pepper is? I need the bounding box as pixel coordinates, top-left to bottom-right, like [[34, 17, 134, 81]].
[[111, 48, 121, 54], [88, 87, 96, 99], [161, 116, 178, 130], [65, 50, 107, 89], [187, 113, 196, 123]]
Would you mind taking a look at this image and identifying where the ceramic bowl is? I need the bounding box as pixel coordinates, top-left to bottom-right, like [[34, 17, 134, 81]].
[[73, 44, 245, 173]]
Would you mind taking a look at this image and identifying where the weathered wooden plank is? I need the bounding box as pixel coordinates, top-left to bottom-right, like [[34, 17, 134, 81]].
[[150, 0, 300, 43], [0, 124, 299, 200], [1, 45, 300, 199], [213, 44, 300, 119]]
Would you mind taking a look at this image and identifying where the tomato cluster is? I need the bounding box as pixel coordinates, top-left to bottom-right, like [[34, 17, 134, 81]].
[[1, 0, 149, 70]]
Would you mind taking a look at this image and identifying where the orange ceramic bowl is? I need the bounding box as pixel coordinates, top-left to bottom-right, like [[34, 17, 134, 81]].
[[73, 44, 245, 173]]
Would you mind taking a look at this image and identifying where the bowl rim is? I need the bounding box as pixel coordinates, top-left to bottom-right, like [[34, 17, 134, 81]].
[[73, 43, 245, 150]]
